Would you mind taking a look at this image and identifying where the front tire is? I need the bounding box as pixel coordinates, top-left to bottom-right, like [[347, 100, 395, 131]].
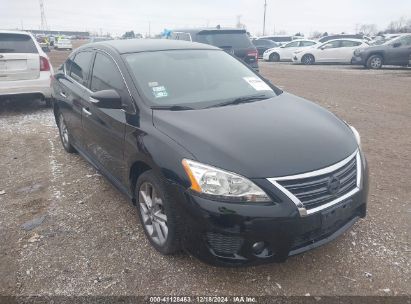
[[302, 54, 315, 65], [135, 170, 181, 255], [269, 53, 280, 62], [366, 55, 383, 69], [57, 113, 76, 153]]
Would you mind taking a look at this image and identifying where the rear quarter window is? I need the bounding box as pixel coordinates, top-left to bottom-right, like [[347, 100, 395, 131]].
[[0, 33, 38, 53]]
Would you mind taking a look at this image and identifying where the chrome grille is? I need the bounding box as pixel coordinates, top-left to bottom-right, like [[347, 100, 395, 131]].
[[279, 156, 357, 210], [268, 150, 361, 216]]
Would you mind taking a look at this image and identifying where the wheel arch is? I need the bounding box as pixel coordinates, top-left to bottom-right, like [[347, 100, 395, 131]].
[[129, 160, 153, 203], [366, 52, 385, 62]]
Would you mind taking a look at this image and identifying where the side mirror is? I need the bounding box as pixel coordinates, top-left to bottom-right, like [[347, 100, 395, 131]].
[[90, 89, 122, 109], [393, 42, 401, 48]]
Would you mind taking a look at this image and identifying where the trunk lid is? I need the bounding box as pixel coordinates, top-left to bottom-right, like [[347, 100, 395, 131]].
[[0, 32, 40, 81], [0, 53, 40, 81]]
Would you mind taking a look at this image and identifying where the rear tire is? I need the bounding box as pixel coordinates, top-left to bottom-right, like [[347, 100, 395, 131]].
[[302, 54, 315, 65], [269, 53, 280, 62], [366, 55, 383, 69], [135, 170, 181, 255], [57, 113, 76, 153]]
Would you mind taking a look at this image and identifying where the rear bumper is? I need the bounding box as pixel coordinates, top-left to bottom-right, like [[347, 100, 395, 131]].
[[0, 71, 52, 98], [167, 159, 369, 266]]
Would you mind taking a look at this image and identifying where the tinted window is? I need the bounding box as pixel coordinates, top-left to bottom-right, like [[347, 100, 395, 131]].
[[284, 41, 299, 47], [397, 35, 411, 46], [300, 41, 316, 47], [178, 33, 192, 41], [197, 32, 252, 48], [90, 53, 124, 92], [254, 39, 277, 47], [321, 41, 341, 49], [69, 51, 93, 86], [0, 33, 37, 53], [269, 36, 292, 43], [124, 50, 277, 108], [340, 40, 362, 47]]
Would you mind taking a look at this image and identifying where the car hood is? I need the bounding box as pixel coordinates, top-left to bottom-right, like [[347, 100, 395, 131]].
[[153, 93, 358, 178]]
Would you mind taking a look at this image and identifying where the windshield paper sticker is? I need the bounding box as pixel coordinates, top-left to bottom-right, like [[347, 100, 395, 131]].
[[151, 85, 168, 98], [243, 77, 273, 91]]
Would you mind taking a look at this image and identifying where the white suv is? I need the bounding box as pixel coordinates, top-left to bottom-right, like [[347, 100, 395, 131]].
[[0, 30, 53, 105]]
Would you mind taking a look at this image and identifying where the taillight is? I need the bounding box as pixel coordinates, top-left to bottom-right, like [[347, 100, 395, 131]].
[[40, 56, 51, 71], [247, 50, 258, 61]]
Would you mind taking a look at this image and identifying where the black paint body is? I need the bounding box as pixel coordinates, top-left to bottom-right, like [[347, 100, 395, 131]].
[[52, 40, 368, 266]]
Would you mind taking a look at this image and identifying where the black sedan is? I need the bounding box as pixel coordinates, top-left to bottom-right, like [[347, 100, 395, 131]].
[[252, 38, 279, 57], [51, 39, 368, 266]]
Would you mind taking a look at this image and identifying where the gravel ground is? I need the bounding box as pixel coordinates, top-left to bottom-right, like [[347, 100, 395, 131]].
[[0, 45, 410, 297]]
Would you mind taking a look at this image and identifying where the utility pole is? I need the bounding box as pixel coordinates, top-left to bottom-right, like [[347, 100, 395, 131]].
[[39, 0, 48, 31], [263, 0, 267, 36]]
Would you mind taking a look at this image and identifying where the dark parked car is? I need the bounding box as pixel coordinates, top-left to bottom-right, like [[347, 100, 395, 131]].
[[52, 39, 368, 266], [169, 28, 259, 71], [352, 34, 411, 69], [252, 39, 278, 57]]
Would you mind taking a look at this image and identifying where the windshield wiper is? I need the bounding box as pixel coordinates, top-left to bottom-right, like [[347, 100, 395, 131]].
[[208, 94, 269, 108], [151, 105, 194, 111]]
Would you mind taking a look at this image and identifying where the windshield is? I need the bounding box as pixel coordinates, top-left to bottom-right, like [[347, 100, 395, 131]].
[[383, 35, 405, 45], [124, 50, 278, 108], [197, 32, 252, 48]]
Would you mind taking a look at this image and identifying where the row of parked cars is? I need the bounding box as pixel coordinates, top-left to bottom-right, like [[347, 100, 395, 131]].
[[254, 34, 411, 69]]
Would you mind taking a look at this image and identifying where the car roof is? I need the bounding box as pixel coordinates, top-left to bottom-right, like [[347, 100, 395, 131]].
[[85, 38, 219, 54], [0, 30, 33, 36], [322, 38, 365, 43], [173, 28, 246, 35]]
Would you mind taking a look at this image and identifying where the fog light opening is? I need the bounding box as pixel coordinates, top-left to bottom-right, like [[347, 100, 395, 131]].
[[252, 242, 266, 255], [252, 241, 274, 258]]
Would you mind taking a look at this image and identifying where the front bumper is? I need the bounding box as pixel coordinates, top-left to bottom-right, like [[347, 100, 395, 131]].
[[263, 52, 270, 61], [351, 55, 366, 65], [0, 71, 52, 98], [169, 155, 369, 266]]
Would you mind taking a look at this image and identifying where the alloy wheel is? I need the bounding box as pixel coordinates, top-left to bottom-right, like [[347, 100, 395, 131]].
[[59, 114, 69, 147], [370, 57, 382, 69], [138, 182, 168, 245]]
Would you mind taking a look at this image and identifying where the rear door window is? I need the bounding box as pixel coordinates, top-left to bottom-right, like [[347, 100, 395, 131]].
[[90, 53, 124, 92], [340, 40, 362, 47], [284, 41, 299, 48], [300, 41, 316, 47], [68, 51, 94, 87], [322, 41, 341, 49], [0, 33, 37, 53]]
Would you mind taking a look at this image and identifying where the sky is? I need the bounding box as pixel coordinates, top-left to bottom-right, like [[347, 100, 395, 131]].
[[1, 0, 410, 36]]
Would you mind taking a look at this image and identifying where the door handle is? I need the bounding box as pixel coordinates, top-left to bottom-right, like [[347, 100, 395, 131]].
[[60, 92, 67, 98], [82, 107, 92, 116]]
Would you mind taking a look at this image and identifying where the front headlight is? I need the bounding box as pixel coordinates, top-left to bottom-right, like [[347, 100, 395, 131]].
[[182, 159, 270, 202], [350, 126, 361, 147]]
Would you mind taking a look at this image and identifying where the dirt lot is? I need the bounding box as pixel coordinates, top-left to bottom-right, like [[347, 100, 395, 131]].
[[0, 44, 410, 298]]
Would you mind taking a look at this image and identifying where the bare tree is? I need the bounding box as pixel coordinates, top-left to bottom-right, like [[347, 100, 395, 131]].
[[357, 24, 378, 36]]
